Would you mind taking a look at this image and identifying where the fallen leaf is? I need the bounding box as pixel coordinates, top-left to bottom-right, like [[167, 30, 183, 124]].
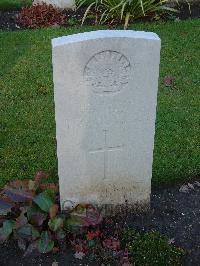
[[23, 241, 39, 257], [194, 181, 200, 187], [179, 185, 189, 193], [18, 238, 27, 251], [164, 75, 176, 87], [187, 183, 194, 189], [168, 238, 175, 244], [52, 261, 59, 266], [74, 251, 85, 260]]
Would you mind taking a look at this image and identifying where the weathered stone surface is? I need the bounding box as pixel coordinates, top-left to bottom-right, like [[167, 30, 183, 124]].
[[52, 30, 161, 211], [33, 0, 75, 9]]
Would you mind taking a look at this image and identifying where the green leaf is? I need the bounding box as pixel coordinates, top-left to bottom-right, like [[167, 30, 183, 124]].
[[38, 231, 54, 253], [32, 227, 40, 240], [48, 217, 63, 232], [55, 229, 66, 240], [16, 224, 32, 240], [2, 220, 15, 235], [88, 239, 96, 247], [64, 215, 83, 230], [81, 2, 96, 25], [0, 220, 15, 243], [27, 205, 47, 226], [33, 191, 54, 212]]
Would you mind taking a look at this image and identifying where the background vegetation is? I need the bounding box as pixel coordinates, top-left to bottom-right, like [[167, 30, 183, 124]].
[[0, 0, 32, 10]]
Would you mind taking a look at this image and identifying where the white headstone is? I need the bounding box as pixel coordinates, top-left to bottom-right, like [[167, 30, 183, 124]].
[[52, 30, 161, 212], [33, 0, 75, 9]]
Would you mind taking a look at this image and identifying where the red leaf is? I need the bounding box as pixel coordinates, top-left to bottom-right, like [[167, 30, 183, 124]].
[[34, 171, 48, 183], [103, 237, 120, 251], [49, 204, 59, 219], [84, 205, 103, 226], [86, 231, 96, 240]]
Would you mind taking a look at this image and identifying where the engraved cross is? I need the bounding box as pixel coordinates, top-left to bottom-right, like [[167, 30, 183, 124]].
[[89, 130, 123, 180]]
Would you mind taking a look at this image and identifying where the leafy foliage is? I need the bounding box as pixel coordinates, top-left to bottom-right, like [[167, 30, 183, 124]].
[[0, 173, 184, 264], [0, 173, 102, 256], [76, 0, 177, 28], [17, 3, 67, 29], [70, 217, 184, 265]]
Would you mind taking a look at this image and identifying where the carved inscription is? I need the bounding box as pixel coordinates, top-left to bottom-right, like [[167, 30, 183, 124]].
[[89, 130, 123, 180], [84, 50, 131, 94]]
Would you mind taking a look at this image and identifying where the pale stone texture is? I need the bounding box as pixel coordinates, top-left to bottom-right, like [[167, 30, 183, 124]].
[[33, 0, 75, 9], [52, 30, 161, 211]]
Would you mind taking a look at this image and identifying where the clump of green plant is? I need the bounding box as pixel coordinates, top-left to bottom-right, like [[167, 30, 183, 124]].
[[76, 0, 176, 28], [122, 228, 184, 265]]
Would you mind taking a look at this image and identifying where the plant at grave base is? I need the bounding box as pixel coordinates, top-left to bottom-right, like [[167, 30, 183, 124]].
[[0, 174, 184, 263], [17, 3, 67, 29], [76, 0, 177, 29], [0, 173, 103, 255], [0, 172, 62, 254], [121, 229, 184, 266]]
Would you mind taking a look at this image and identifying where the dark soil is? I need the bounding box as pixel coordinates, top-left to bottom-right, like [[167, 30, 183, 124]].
[[0, 3, 200, 31], [0, 180, 199, 265]]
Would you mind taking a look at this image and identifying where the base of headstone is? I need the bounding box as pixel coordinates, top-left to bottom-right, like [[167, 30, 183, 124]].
[[99, 201, 150, 217], [62, 199, 150, 217]]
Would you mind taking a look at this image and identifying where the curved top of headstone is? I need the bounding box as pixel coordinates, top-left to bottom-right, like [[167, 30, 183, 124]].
[[52, 30, 160, 48]]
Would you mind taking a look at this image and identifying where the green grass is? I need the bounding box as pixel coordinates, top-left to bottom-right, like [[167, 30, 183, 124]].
[[0, 20, 200, 188], [0, 0, 32, 10]]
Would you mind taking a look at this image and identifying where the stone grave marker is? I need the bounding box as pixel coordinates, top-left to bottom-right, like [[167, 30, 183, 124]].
[[52, 30, 161, 212]]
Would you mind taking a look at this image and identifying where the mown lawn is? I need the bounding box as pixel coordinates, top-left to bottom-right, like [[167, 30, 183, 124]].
[[0, 19, 200, 187], [0, 0, 32, 10]]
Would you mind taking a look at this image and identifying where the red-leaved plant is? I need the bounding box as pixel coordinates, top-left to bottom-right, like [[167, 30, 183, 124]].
[[0, 172, 102, 256], [17, 3, 66, 29]]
